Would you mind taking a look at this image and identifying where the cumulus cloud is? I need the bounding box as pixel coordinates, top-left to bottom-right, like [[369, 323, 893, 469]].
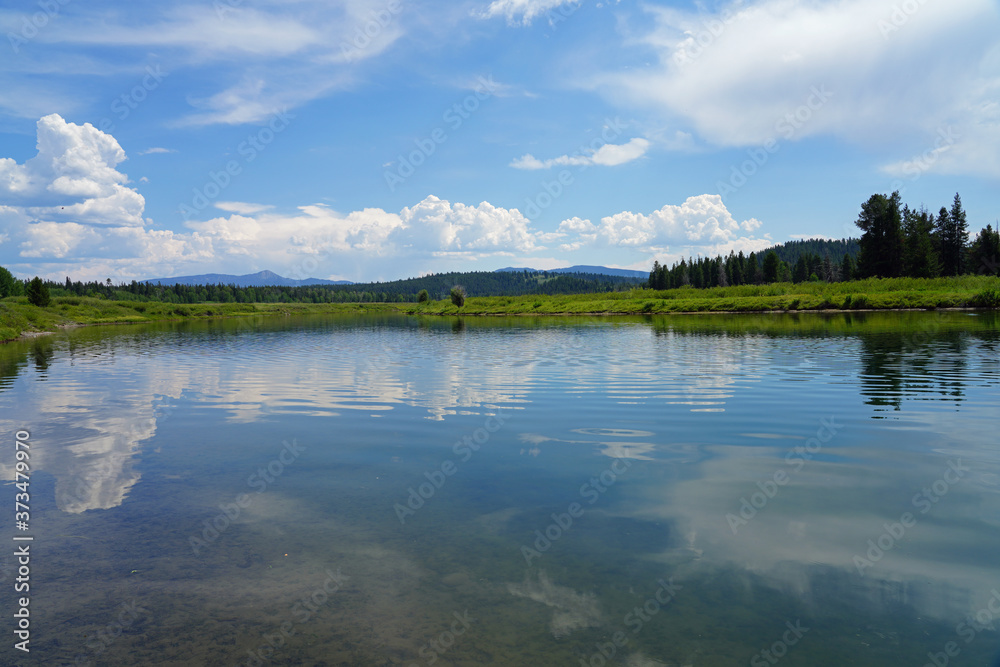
[[597, 194, 763, 248], [511, 138, 650, 169], [0, 117, 773, 282], [0, 118, 546, 280], [399, 196, 538, 253], [19, 222, 96, 259], [182, 196, 540, 279], [594, 0, 1000, 176], [0, 115, 211, 279], [0, 114, 142, 222], [537, 195, 770, 260], [478, 0, 580, 26]]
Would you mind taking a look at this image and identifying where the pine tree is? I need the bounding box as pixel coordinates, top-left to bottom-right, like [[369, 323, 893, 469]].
[[26, 277, 51, 307], [969, 224, 1000, 276], [0, 266, 16, 299], [763, 251, 780, 283], [728, 252, 742, 286], [935, 194, 969, 276], [840, 254, 855, 282], [778, 261, 792, 283], [822, 252, 836, 282], [949, 193, 969, 275], [856, 192, 904, 278], [902, 206, 939, 278]]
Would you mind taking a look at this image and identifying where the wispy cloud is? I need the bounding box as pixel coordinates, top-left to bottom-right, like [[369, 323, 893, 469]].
[[478, 0, 580, 26], [511, 138, 650, 169], [214, 201, 274, 215], [591, 0, 1000, 177], [138, 147, 176, 156]]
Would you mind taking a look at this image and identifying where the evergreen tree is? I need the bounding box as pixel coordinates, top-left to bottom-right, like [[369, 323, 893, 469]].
[[856, 191, 904, 278], [793, 256, 809, 283], [26, 277, 50, 307], [902, 206, 939, 278], [934, 195, 969, 276], [762, 251, 780, 283], [778, 261, 792, 283], [945, 193, 969, 275], [736, 251, 747, 285], [969, 224, 1000, 276], [840, 253, 855, 282], [747, 252, 763, 284], [690, 257, 703, 288], [727, 252, 742, 286], [0, 266, 16, 298]]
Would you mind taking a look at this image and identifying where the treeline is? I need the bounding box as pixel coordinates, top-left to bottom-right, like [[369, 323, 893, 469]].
[[648, 238, 858, 290], [856, 192, 999, 279], [0, 269, 642, 304], [647, 192, 999, 289]]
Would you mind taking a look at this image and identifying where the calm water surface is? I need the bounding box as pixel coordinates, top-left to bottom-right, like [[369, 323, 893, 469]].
[[1, 312, 999, 666]]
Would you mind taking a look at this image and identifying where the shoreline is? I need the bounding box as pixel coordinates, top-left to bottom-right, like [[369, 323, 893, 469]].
[[3, 277, 996, 343], [4, 304, 995, 344]]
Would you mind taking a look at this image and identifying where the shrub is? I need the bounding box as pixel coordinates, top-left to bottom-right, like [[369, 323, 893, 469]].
[[642, 301, 655, 313], [450, 285, 466, 307], [970, 288, 1000, 308], [417, 289, 429, 303]]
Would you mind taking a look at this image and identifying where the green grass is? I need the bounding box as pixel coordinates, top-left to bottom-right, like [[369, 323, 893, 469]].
[[406, 275, 1000, 316], [0, 296, 406, 342], [1, 275, 997, 342]]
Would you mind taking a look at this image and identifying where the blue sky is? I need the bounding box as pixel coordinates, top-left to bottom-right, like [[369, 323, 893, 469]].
[[1, 0, 998, 282]]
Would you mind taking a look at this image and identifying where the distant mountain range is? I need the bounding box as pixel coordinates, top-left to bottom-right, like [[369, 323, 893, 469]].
[[143, 270, 352, 287], [496, 265, 648, 279]]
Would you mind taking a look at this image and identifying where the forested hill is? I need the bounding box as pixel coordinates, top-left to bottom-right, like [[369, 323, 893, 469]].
[[320, 269, 643, 299], [762, 238, 860, 265], [42, 269, 643, 304]]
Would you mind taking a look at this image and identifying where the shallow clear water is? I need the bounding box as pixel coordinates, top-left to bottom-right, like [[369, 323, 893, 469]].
[[1, 311, 999, 666]]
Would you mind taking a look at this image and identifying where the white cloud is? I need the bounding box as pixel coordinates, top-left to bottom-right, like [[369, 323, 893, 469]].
[[596, 194, 761, 248], [138, 147, 176, 156], [0, 115, 210, 279], [594, 0, 1000, 176], [214, 201, 275, 215], [11, 1, 407, 127], [19, 221, 96, 258], [0, 118, 774, 282], [478, 0, 580, 26], [399, 196, 538, 253], [0, 115, 547, 280], [511, 138, 650, 169], [552, 194, 772, 264], [0, 114, 144, 226]]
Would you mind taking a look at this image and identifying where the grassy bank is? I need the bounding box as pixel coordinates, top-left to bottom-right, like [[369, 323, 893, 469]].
[[0, 297, 405, 342], [409, 275, 1000, 316], [2, 275, 998, 341]]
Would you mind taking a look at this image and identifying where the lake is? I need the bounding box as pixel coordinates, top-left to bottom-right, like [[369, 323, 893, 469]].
[[2, 311, 999, 666]]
